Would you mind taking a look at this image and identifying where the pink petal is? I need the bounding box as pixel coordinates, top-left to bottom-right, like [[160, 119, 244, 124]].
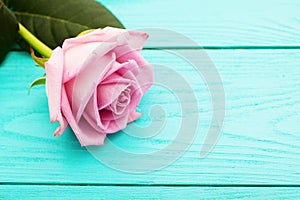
[[61, 88, 81, 139], [61, 27, 148, 82], [106, 67, 144, 114], [62, 27, 147, 51], [62, 42, 100, 82], [45, 47, 63, 122], [62, 27, 125, 51], [127, 85, 143, 114], [103, 110, 129, 133], [119, 58, 154, 94], [62, 39, 118, 83], [114, 28, 148, 51], [128, 112, 142, 123], [83, 92, 103, 131], [45, 47, 69, 136], [134, 61, 154, 94], [71, 50, 115, 123], [97, 81, 130, 110], [61, 87, 105, 146], [99, 109, 120, 121], [64, 78, 75, 106], [77, 116, 106, 146], [101, 60, 139, 83], [110, 45, 154, 94], [53, 112, 68, 137]]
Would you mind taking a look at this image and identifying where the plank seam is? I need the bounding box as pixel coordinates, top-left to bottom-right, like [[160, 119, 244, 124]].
[[1, 183, 300, 187]]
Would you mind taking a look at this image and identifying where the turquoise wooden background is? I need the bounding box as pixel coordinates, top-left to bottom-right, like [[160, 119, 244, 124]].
[[1, 0, 300, 199]]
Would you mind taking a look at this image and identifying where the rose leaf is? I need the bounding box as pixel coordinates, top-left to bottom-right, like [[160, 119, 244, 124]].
[[5, 0, 125, 50], [0, 1, 19, 64]]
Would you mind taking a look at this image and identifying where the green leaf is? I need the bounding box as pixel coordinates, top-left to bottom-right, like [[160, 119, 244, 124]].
[[5, 0, 124, 50], [28, 76, 46, 94], [0, 1, 19, 64]]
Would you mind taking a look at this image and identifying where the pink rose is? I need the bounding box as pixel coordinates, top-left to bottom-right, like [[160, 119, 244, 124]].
[[45, 27, 154, 146]]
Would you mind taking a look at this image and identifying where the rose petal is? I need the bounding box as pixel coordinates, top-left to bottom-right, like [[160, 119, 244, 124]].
[[112, 29, 148, 52], [62, 40, 118, 83], [77, 116, 106, 146], [63, 27, 147, 51], [115, 48, 154, 94], [62, 42, 100, 82], [134, 62, 154, 93], [61, 88, 81, 139], [116, 47, 148, 69], [128, 112, 142, 123], [61, 88, 105, 146], [99, 109, 119, 121], [102, 60, 139, 83], [83, 92, 104, 131], [119, 58, 154, 94], [127, 85, 143, 114], [102, 67, 146, 117], [53, 112, 68, 137], [62, 27, 126, 51], [106, 67, 144, 114], [64, 77, 75, 106], [71, 51, 115, 123], [111, 46, 154, 95], [45, 47, 63, 122], [97, 82, 130, 110], [61, 27, 148, 82], [103, 109, 129, 133], [45, 47, 69, 136]]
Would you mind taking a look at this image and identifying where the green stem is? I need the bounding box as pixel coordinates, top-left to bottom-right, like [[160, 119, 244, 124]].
[[18, 23, 52, 58]]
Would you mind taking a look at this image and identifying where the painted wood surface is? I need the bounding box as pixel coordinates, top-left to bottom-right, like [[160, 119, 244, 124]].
[[1, 0, 300, 199], [101, 0, 300, 47], [1, 50, 299, 185], [1, 186, 300, 200]]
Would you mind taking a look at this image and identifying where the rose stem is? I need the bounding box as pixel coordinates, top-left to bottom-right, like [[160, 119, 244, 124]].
[[18, 23, 52, 58]]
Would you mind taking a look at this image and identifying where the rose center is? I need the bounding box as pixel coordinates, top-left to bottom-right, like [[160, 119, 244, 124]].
[[117, 88, 131, 107], [108, 87, 131, 115]]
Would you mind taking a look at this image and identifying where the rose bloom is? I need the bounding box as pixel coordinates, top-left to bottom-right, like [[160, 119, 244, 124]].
[[45, 27, 154, 146]]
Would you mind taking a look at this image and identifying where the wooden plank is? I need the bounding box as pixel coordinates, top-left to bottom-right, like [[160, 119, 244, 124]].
[[100, 0, 300, 47], [1, 185, 300, 200], [0, 50, 300, 185]]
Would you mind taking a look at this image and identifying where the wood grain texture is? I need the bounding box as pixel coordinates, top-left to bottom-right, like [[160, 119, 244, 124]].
[[1, 50, 299, 185], [1, 0, 300, 197], [100, 0, 300, 47], [1, 185, 300, 200]]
